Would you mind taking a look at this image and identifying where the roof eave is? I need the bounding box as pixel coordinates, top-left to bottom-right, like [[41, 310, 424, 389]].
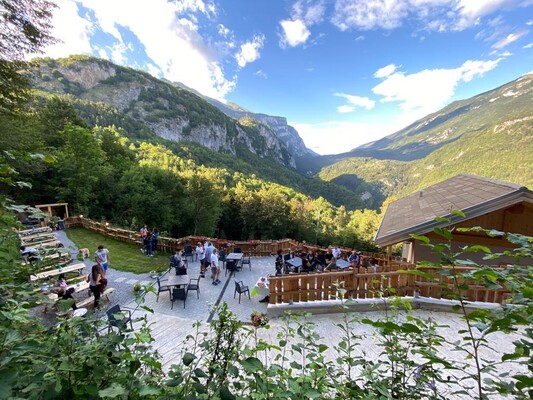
[[375, 189, 533, 247]]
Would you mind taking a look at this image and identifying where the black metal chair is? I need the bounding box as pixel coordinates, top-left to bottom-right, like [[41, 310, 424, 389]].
[[171, 287, 187, 309], [242, 254, 251, 270], [234, 247, 242, 253], [234, 280, 250, 304], [107, 304, 132, 332], [225, 259, 237, 277], [187, 276, 200, 299], [156, 276, 171, 302], [176, 266, 188, 276]]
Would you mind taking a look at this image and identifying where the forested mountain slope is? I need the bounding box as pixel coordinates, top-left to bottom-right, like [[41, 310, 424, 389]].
[[29, 55, 299, 168], [319, 74, 533, 198], [27, 56, 377, 210]]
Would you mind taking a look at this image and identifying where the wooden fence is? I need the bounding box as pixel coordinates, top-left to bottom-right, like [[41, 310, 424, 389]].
[[268, 264, 510, 305], [64, 217, 303, 256]]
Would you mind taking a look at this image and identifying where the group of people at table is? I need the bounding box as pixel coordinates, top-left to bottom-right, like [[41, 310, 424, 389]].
[[275, 246, 378, 275]]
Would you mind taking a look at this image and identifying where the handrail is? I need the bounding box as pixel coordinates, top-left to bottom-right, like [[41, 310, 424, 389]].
[[267, 265, 510, 305], [64, 217, 385, 259]]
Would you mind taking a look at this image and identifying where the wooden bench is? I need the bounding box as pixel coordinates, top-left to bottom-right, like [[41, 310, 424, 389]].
[[30, 262, 85, 281], [17, 227, 52, 237], [57, 287, 115, 317], [20, 233, 57, 244]]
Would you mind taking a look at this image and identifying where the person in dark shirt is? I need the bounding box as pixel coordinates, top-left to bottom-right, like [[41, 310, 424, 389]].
[[61, 287, 78, 310]]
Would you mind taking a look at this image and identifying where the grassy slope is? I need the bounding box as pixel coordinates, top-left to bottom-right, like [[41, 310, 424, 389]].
[[66, 227, 169, 274]]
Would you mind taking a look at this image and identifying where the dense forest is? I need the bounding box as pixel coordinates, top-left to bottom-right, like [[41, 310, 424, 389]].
[[0, 93, 382, 250]]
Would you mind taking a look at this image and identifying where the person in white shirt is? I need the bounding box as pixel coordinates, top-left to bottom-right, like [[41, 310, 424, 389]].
[[211, 248, 221, 285], [332, 245, 341, 259], [195, 242, 206, 277], [94, 245, 109, 277], [204, 240, 214, 269]]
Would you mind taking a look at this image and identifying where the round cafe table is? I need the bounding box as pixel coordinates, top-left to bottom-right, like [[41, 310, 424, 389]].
[[73, 308, 87, 318]]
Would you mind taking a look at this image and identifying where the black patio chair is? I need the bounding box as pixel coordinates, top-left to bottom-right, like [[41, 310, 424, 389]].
[[156, 276, 171, 302], [107, 304, 133, 333], [242, 254, 251, 270], [187, 276, 200, 299], [234, 247, 242, 253], [176, 266, 188, 276], [234, 280, 250, 304], [171, 287, 187, 309], [225, 259, 237, 277]]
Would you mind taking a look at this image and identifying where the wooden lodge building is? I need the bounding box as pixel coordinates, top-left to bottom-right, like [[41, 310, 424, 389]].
[[375, 174, 533, 265]]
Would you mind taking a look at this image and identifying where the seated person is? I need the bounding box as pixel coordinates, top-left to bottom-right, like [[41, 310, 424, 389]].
[[369, 257, 378, 273], [218, 248, 226, 262], [275, 250, 283, 276], [55, 273, 68, 291], [324, 258, 339, 271], [20, 245, 40, 262], [316, 251, 326, 269], [348, 250, 359, 265], [61, 287, 78, 310], [306, 251, 317, 270], [300, 255, 309, 272], [324, 248, 334, 264]]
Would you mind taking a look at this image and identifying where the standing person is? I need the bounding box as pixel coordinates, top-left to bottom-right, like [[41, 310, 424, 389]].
[[195, 242, 205, 277], [204, 240, 214, 275], [140, 224, 148, 253], [332, 245, 341, 259], [86, 264, 103, 309], [94, 245, 109, 277], [211, 247, 221, 285], [275, 249, 283, 276], [151, 228, 159, 254], [144, 232, 153, 257]]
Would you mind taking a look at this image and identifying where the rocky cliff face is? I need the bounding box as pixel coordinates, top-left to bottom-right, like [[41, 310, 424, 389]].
[[30, 56, 297, 168], [200, 95, 313, 159]]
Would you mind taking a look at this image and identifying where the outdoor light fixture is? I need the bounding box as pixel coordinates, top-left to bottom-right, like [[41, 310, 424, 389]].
[[79, 214, 83, 218]]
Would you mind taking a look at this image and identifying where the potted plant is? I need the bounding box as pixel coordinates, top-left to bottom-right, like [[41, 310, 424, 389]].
[[133, 281, 142, 295], [250, 311, 269, 328]]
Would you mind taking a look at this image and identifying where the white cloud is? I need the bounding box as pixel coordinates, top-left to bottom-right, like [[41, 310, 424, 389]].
[[235, 35, 265, 68], [492, 29, 529, 49], [40, 0, 235, 100], [254, 70, 268, 78], [524, 42, 533, 48], [279, 1, 326, 47], [292, 120, 397, 154], [280, 19, 311, 47], [374, 64, 399, 78], [331, 0, 531, 33], [38, 0, 93, 59], [331, 0, 409, 31], [372, 58, 501, 119], [334, 93, 376, 111]]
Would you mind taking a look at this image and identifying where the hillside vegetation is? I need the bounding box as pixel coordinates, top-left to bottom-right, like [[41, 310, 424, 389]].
[[319, 74, 533, 198]]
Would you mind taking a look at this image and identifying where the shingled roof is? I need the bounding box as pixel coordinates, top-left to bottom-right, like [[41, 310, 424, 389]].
[[375, 174, 532, 247]]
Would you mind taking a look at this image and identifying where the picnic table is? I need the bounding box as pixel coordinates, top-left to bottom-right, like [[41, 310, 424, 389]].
[[30, 262, 85, 281], [34, 240, 62, 249], [20, 232, 56, 244], [17, 226, 52, 237], [22, 250, 71, 267]]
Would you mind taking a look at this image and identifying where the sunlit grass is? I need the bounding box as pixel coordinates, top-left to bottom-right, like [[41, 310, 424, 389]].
[[65, 227, 169, 274]]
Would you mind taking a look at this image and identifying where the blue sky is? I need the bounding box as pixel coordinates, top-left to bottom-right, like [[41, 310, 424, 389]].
[[41, 0, 533, 155]]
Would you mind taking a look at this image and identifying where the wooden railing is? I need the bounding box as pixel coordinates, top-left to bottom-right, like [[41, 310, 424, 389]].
[[64, 217, 303, 256], [268, 264, 510, 305]]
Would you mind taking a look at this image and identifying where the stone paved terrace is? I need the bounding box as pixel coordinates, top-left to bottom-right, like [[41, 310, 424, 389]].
[[38, 230, 526, 399]]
